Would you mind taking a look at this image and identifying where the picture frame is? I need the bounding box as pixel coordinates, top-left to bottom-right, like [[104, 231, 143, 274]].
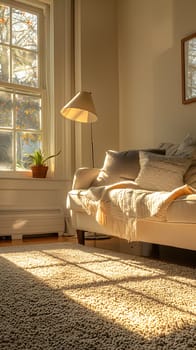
[[181, 32, 196, 104]]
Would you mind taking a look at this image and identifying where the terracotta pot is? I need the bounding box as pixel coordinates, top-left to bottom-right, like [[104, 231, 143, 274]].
[[31, 165, 48, 178]]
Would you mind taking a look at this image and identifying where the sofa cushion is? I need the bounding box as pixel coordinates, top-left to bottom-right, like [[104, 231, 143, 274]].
[[92, 148, 165, 187], [184, 160, 196, 189], [68, 189, 196, 224], [166, 194, 196, 222], [135, 151, 192, 191]]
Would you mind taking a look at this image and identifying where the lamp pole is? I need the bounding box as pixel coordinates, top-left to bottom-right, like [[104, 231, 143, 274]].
[[90, 123, 95, 168]]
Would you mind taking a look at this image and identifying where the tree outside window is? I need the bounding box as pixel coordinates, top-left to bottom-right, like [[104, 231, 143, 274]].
[[0, 1, 44, 171]]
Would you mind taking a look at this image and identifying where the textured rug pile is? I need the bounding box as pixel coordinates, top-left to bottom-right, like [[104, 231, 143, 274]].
[[0, 242, 195, 350]]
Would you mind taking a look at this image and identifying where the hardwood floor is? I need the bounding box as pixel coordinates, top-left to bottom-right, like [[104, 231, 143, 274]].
[[0, 233, 128, 254], [0, 233, 130, 251], [0, 233, 195, 268], [0, 233, 76, 247]]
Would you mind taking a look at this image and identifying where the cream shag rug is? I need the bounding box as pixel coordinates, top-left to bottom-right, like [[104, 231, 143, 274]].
[[0, 242, 195, 350]]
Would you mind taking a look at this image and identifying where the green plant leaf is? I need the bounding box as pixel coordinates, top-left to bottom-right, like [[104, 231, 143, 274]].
[[43, 150, 61, 163], [24, 149, 61, 166]]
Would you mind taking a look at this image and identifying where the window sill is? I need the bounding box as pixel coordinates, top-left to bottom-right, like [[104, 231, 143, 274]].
[[0, 177, 70, 191]]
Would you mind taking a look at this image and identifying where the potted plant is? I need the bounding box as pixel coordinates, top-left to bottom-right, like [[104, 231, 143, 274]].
[[26, 149, 61, 178]]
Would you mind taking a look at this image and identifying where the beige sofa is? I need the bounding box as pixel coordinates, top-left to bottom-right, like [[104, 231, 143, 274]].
[[67, 136, 196, 251]]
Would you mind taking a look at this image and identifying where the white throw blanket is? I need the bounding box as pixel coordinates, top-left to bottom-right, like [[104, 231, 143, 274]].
[[77, 182, 196, 241]]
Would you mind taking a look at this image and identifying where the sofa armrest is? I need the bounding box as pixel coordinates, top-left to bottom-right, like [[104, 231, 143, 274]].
[[72, 167, 100, 189]]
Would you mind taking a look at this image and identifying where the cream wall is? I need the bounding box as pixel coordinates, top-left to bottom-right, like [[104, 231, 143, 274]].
[[77, 0, 196, 165], [118, 0, 196, 150], [77, 0, 119, 168]]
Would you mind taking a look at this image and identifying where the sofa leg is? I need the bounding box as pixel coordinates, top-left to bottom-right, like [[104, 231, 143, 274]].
[[151, 244, 160, 258], [77, 230, 85, 245]]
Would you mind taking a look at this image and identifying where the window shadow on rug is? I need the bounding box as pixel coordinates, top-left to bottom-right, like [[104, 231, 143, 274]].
[[0, 243, 195, 350]]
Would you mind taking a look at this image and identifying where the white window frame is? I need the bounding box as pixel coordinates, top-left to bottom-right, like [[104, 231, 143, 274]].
[[0, 0, 54, 178]]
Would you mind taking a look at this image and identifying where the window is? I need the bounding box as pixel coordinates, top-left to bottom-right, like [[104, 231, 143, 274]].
[[0, 0, 46, 173]]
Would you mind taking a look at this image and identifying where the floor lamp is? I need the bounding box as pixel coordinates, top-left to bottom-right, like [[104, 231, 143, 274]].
[[60, 91, 109, 242], [60, 91, 97, 168]]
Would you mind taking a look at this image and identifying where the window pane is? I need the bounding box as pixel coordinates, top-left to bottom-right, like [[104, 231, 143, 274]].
[[0, 2, 44, 173], [0, 5, 10, 44], [12, 48, 38, 87], [16, 94, 41, 130], [0, 91, 13, 127], [12, 8, 38, 50], [16, 132, 42, 169], [0, 131, 13, 170], [0, 44, 10, 82]]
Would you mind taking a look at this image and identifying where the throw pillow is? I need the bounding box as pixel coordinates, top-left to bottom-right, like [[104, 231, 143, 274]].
[[91, 148, 165, 187], [176, 134, 196, 189], [158, 142, 179, 156], [176, 133, 196, 157], [135, 151, 192, 191]]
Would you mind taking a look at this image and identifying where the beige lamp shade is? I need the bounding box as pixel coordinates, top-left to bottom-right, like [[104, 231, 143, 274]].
[[60, 91, 97, 123]]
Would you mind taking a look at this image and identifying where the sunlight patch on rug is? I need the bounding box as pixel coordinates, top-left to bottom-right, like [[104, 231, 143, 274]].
[[0, 242, 195, 349]]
